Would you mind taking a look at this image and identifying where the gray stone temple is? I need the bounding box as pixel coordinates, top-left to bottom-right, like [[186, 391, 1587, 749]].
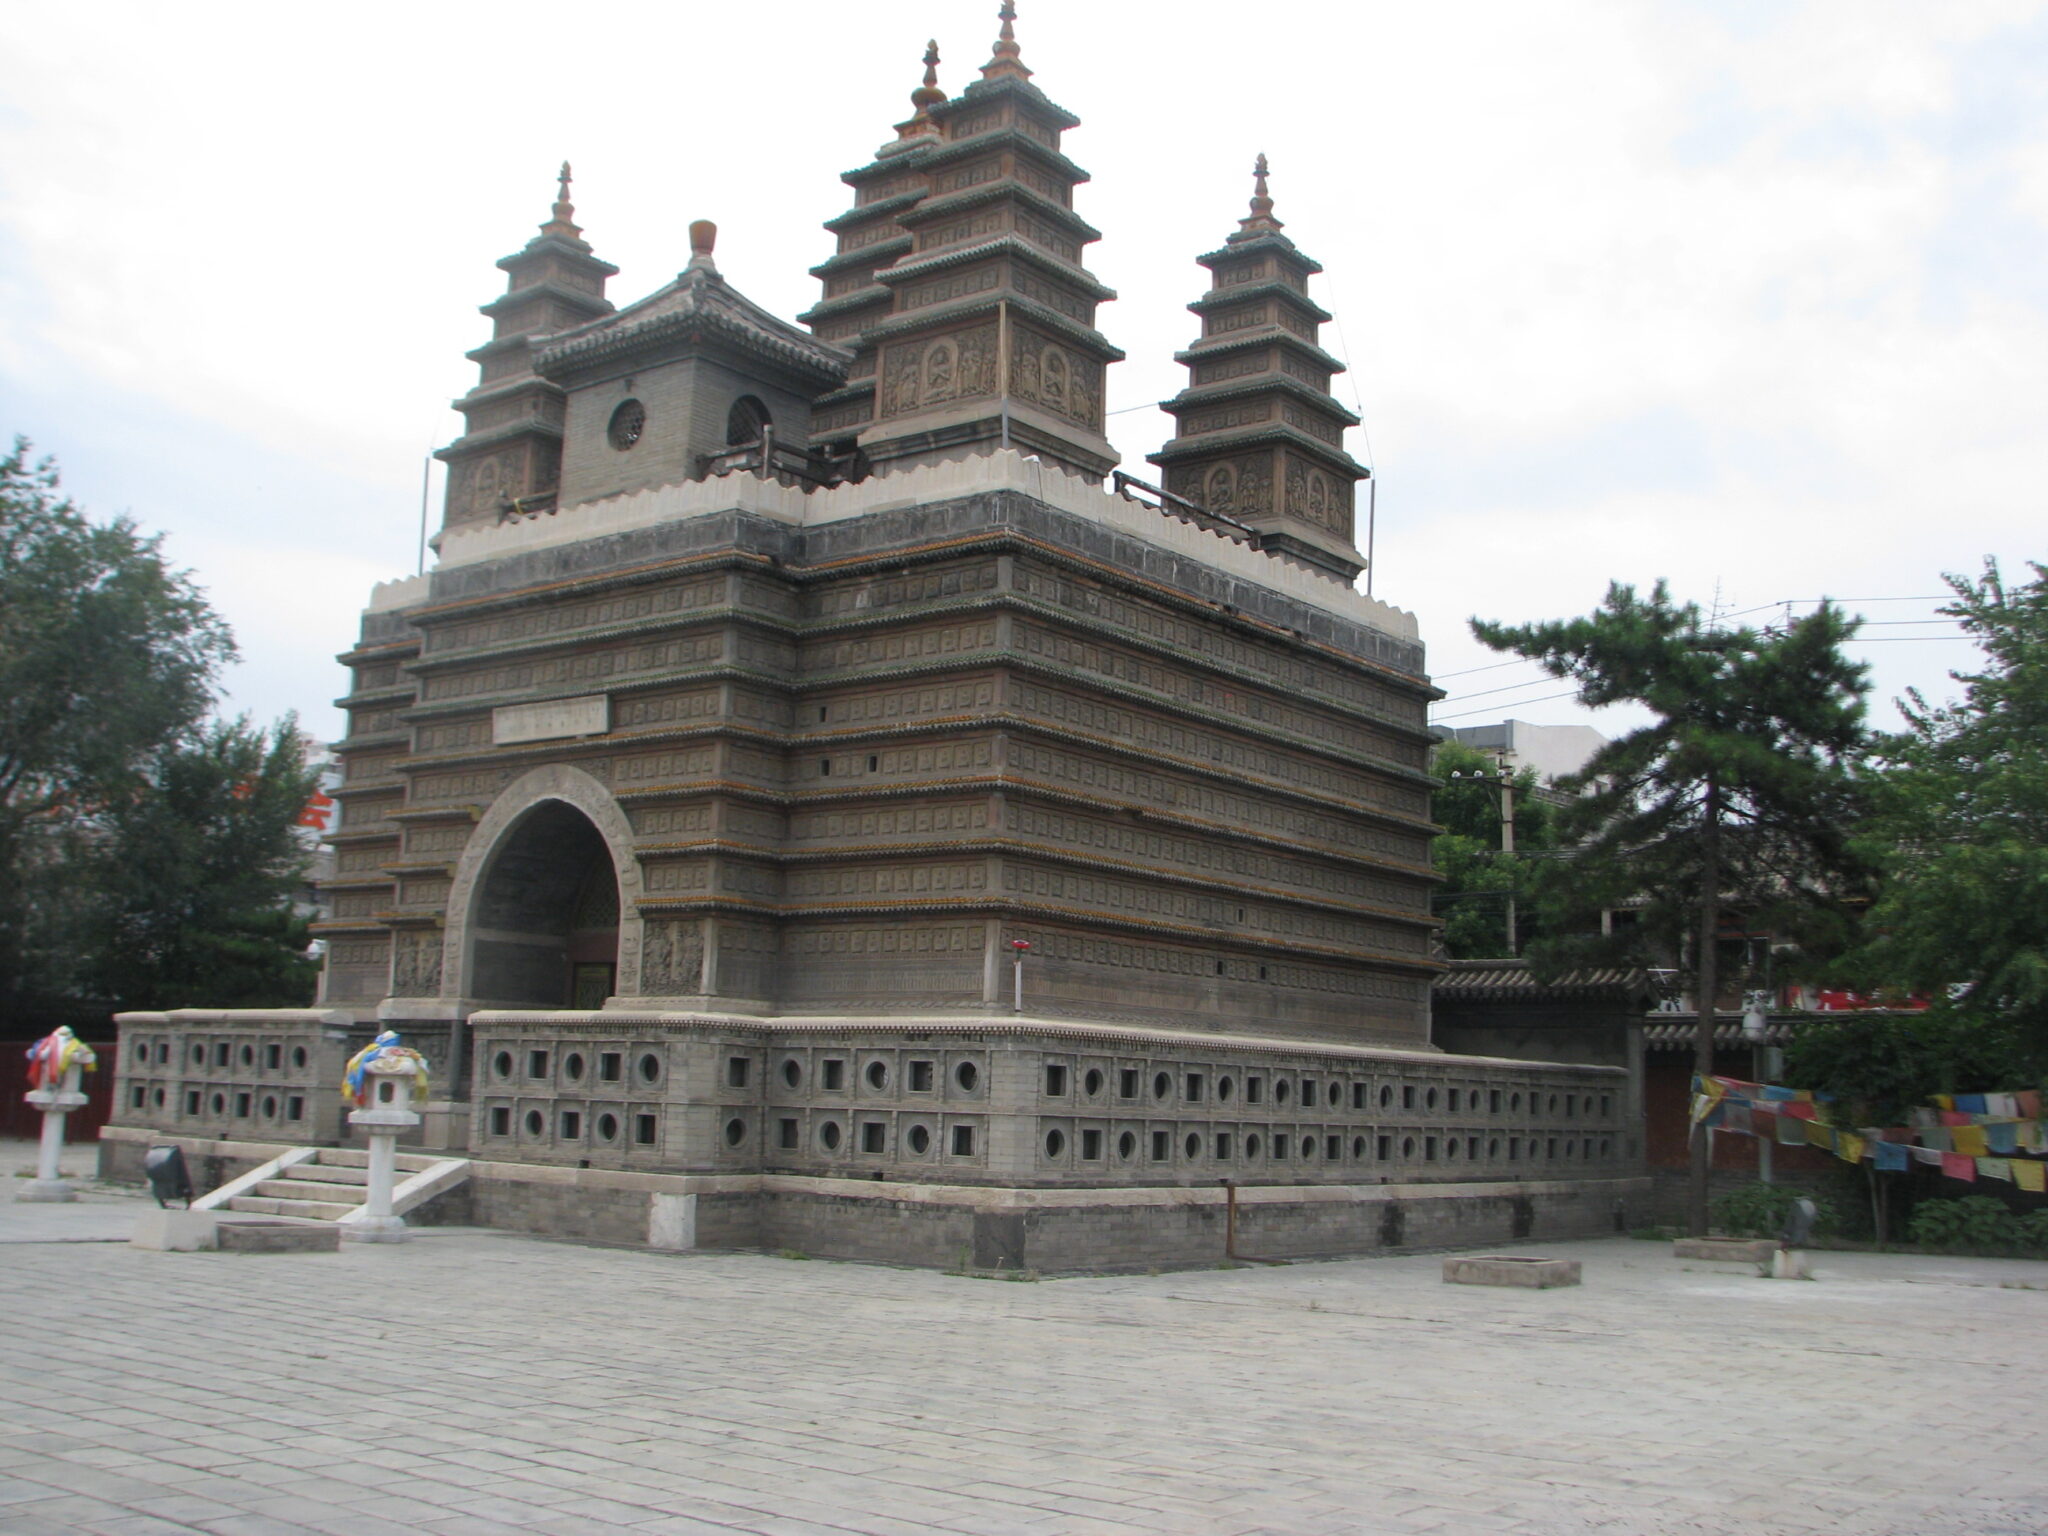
[[102, 6, 1641, 1267]]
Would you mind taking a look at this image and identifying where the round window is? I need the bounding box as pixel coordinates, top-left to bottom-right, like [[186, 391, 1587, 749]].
[[954, 1061, 979, 1093], [865, 1061, 888, 1090], [1082, 1068, 1104, 1096], [1184, 1132, 1201, 1158], [1045, 1129, 1066, 1158], [239, 1044, 254, 1067], [724, 1118, 746, 1147], [493, 1051, 513, 1080], [191, 1044, 205, 1066], [1425, 1087, 1439, 1111], [637, 1053, 661, 1084], [782, 1059, 802, 1089], [1352, 1135, 1366, 1158], [292, 1046, 308, 1069], [210, 1092, 226, 1115], [608, 398, 647, 450], [1217, 1076, 1234, 1102], [1275, 1079, 1292, 1104], [261, 1095, 277, 1118], [597, 1113, 620, 1142], [1245, 1133, 1262, 1158], [524, 1110, 544, 1136], [564, 1052, 585, 1082], [819, 1121, 843, 1151], [1379, 1084, 1393, 1108], [1116, 1130, 1137, 1160], [153, 1087, 165, 1108], [1152, 1071, 1171, 1100], [134, 1042, 147, 1064], [1401, 1136, 1416, 1158], [907, 1124, 932, 1154]]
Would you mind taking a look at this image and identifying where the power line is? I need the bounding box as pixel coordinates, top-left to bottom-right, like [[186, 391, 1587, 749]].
[[1430, 688, 1580, 722], [1433, 657, 1544, 682], [1434, 674, 1578, 706]]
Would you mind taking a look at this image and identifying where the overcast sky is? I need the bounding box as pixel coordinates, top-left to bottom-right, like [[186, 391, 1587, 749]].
[[2, 0, 2042, 753]]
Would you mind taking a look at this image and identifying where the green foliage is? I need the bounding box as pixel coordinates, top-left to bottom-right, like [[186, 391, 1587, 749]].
[[1781, 1008, 2044, 1128], [1710, 1181, 1834, 1239], [1471, 582, 1873, 994], [1906, 1196, 2048, 1255], [89, 716, 321, 1009], [1429, 742, 1555, 958], [0, 439, 315, 1015], [1844, 559, 2048, 1058]]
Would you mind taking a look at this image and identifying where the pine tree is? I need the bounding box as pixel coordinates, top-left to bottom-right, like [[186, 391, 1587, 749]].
[[1473, 582, 1871, 1235]]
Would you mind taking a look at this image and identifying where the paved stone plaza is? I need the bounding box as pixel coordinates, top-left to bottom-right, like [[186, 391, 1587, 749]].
[[4, 1148, 2046, 1536]]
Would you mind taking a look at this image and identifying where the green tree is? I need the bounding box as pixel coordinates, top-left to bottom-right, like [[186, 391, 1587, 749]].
[[1472, 582, 1871, 1234], [91, 716, 322, 1010], [0, 438, 314, 1018], [1430, 741, 1554, 959], [1836, 559, 2048, 1084]]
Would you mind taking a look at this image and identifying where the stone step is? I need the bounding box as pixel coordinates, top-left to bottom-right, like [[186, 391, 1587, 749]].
[[226, 1194, 357, 1222], [282, 1162, 371, 1186], [253, 1178, 366, 1205], [317, 1148, 439, 1174]]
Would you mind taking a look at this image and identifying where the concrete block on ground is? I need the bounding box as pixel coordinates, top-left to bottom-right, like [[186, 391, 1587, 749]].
[[130, 1210, 222, 1251], [1443, 1254, 1581, 1288], [1675, 1237, 1776, 1263], [215, 1219, 341, 1254]]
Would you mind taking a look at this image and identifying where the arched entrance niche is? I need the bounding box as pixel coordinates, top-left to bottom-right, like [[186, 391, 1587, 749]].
[[441, 765, 645, 1006]]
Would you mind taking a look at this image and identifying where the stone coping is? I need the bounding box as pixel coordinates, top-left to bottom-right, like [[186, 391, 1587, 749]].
[[401, 450, 1415, 638], [99, 1129, 1647, 1211], [456, 1008, 1631, 1079]]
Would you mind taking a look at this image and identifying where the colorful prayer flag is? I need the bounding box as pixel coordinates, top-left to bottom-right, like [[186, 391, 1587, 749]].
[[1941, 1153, 1977, 1182], [2013, 1161, 2046, 1195]]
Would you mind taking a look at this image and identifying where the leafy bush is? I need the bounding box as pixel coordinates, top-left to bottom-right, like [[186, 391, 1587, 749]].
[[1907, 1195, 2031, 1253], [1711, 1182, 1833, 1239], [2017, 1210, 2048, 1254]]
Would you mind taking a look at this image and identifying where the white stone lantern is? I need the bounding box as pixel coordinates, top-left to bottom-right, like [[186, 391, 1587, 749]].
[[18, 1027, 97, 1203], [341, 1030, 430, 1243]]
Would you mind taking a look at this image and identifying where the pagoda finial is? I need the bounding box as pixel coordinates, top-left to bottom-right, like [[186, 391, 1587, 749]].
[[540, 160, 582, 240], [1233, 152, 1285, 240], [980, 0, 1033, 83], [897, 39, 946, 139]]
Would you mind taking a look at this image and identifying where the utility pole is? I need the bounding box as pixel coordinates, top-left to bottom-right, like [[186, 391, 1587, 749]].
[[1450, 757, 1520, 956]]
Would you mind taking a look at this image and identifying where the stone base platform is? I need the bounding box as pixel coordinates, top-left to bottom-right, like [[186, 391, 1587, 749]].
[[1674, 1237, 1777, 1263], [102, 1127, 1648, 1272], [1443, 1254, 1582, 1288]]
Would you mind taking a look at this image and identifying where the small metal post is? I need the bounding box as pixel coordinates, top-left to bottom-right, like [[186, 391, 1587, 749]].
[[1010, 939, 1030, 1013]]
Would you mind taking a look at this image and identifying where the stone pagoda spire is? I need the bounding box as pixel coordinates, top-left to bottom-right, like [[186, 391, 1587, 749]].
[[799, 42, 951, 449], [436, 163, 617, 533], [1149, 156, 1370, 582], [803, 3, 1124, 480]]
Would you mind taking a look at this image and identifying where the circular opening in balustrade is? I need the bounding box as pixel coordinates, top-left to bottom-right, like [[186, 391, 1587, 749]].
[[907, 1124, 931, 1154], [724, 1117, 746, 1147], [608, 398, 646, 451]]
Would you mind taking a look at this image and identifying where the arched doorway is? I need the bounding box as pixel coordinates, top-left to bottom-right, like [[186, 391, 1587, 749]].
[[468, 800, 620, 1007]]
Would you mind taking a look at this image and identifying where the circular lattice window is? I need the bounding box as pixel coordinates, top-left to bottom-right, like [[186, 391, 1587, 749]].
[[608, 398, 646, 450]]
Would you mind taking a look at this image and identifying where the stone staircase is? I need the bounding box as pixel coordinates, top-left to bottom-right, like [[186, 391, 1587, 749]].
[[192, 1145, 469, 1233]]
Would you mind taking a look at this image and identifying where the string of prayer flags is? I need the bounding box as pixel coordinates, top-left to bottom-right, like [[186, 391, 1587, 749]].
[[1941, 1153, 1977, 1182], [1977, 1159, 2014, 1183], [2015, 1161, 2047, 1194], [1873, 1141, 1910, 1172]]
